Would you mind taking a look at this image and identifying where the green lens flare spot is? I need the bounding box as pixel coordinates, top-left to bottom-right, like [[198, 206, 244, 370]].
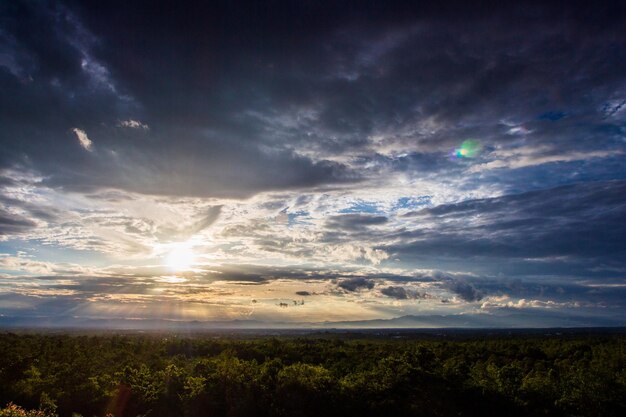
[[455, 139, 481, 158]]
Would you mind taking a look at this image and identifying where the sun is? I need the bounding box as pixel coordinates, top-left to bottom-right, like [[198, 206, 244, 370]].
[[166, 242, 196, 271]]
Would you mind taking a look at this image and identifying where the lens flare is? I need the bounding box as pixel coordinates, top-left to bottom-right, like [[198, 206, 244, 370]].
[[452, 139, 481, 159]]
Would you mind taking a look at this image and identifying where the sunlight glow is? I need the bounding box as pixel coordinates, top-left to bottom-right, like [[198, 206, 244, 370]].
[[166, 242, 196, 271], [157, 276, 188, 283]]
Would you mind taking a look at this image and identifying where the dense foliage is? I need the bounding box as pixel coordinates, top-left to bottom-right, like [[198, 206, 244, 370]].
[[0, 332, 624, 417]]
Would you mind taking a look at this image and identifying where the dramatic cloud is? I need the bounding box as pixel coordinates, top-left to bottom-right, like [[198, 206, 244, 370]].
[[0, 0, 625, 327], [395, 181, 626, 265], [337, 278, 376, 292], [0, 209, 36, 235], [380, 286, 429, 300], [444, 279, 484, 303], [325, 214, 389, 231]]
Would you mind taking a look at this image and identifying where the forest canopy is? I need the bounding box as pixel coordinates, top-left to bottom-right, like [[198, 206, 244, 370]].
[[0, 332, 624, 417]]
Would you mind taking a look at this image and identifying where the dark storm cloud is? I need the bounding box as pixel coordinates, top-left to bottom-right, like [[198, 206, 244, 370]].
[[0, 209, 37, 235], [337, 277, 375, 292], [443, 279, 484, 302], [1, 0, 624, 198], [380, 286, 429, 300], [325, 214, 388, 231], [470, 277, 626, 307], [392, 180, 626, 266], [0, 1, 358, 198]]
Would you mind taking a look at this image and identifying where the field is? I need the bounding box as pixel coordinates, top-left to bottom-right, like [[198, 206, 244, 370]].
[[0, 330, 625, 417]]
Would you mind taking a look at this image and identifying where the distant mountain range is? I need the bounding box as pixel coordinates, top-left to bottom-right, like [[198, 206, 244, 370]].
[[1, 310, 623, 331]]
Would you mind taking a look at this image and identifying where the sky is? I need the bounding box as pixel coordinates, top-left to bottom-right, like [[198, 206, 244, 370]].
[[0, 0, 625, 328]]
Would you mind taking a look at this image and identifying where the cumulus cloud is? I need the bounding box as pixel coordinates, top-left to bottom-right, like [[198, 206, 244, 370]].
[[72, 128, 93, 151], [337, 277, 376, 292], [118, 119, 149, 130], [380, 286, 429, 300], [444, 279, 484, 302]]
